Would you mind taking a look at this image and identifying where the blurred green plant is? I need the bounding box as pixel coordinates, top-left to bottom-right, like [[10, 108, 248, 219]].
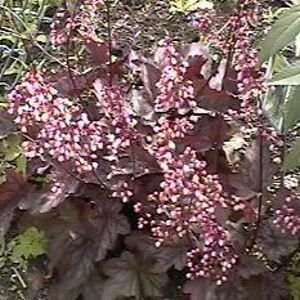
[[0, 0, 62, 94], [290, 273, 300, 300], [169, 0, 213, 13], [6, 227, 47, 271], [0, 0, 61, 185], [260, 1, 300, 172]]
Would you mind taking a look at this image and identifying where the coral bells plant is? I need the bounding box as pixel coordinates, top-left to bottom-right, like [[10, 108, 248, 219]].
[[2, 0, 300, 299]]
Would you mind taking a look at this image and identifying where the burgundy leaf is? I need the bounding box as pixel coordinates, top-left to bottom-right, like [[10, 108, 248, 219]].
[[154, 239, 189, 271], [53, 73, 89, 97], [0, 170, 28, 212], [179, 116, 230, 152], [140, 62, 161, 101], [195, 82, 239, 113], [85, 38, 109, 65], [236, 255, 266, 280], [242, 271, 289, 300]]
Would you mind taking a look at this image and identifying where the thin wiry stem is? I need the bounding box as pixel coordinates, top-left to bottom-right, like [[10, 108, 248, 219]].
[[104, 0, 113, 86]]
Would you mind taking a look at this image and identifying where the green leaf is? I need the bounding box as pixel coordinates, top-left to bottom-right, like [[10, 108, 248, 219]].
[[0, 134, 22, 162], [272, 54, 289, 73], [270, 64, 300, 85], [284, 85, 300, 130], [284, 140, 300, 171], [259, 6, 300, 62], [170, 0, 213, 13], [36, 34, 47, 43], [7, 227, 47, 270], [15, 154, 27, 175], [289, 274, 300, 300], [262, 86, 286, 132]]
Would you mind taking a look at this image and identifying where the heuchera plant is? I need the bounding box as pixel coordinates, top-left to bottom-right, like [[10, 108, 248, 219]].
[[2, 0, 300, 299]]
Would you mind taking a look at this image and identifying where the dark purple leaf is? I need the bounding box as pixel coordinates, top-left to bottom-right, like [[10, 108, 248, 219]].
[[183, 278, 217, 300], [92, 200, 130, 261], [126, 232, 187, 273], [125, 232, 160, 260], [243, 271, 289, 300], [48, 237, 95, 300], [127, 50, 161, 101], [0, 112, 16, 139], [236, 255, 266, 279], [102, 251, 168, 300], [179, 115, 230, 152], [19, 171, 79, 213], [53, 73, 89, 97], [257, 221, 298, 262], [216, 278, 246, 300], [81, 272, 104, 300], [154, 239, 190, 271]]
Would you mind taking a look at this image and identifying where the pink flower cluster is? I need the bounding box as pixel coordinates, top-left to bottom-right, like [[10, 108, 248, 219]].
[[50, 0, 103, 45], [147, 117, 194, 170], [8, 70, 140, 175], [94, 80, 138, 155], [154, 40, 196, 113], [8, 71, 107, 173], [274, 195, 300, 236], [186, 220, 238, 285], [8, 71, 67, 132], [191, 0, 265, 122], [230, 1, 265, 121], [144, 147, 227, 240], [191, 10, 215, 35], [136, 117, 237, 282]]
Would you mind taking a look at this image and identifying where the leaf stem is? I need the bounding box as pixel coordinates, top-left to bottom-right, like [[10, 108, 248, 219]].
[[12, 266, 27, 289], [105, 0, 113, 86]]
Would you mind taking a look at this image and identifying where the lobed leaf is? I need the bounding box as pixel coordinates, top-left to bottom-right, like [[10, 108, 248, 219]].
[[183, 278, 217, 300], [92, 200, 130, 261], [259, 6, 300, 62], [270, 64, 300, 85], [102, 251, 168, 300]]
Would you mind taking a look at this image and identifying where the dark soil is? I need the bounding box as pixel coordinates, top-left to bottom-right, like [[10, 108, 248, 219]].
[[100, 0, 198, 52]]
